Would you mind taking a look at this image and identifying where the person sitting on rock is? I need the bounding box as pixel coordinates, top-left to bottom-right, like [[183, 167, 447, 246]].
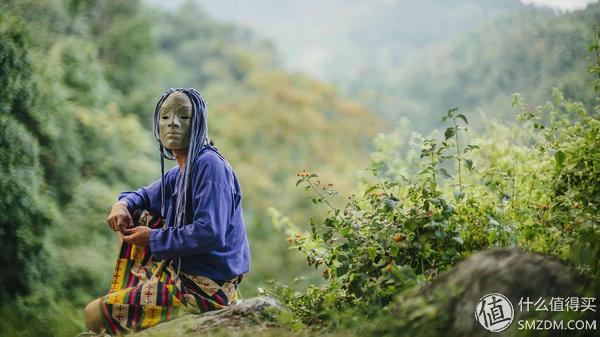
[[83, 88, 251, 335]]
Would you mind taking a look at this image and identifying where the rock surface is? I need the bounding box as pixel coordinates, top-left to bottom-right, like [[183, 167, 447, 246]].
[[77, 296, 283, 337], [371, 247, 589, 337], [137, 296, 283, 336]]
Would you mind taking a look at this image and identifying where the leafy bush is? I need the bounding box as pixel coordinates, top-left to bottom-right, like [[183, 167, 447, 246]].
[[272, 110, 479, 322], [273, 92, 600, 325]]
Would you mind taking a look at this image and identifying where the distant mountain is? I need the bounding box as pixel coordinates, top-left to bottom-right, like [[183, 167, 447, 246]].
[[195, 0, 526, 81], [356, 2, 600, 130], [192, 0, 598, 132]]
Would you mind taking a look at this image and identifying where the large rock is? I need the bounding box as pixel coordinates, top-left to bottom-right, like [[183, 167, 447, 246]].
[[137, 296, 283, 336], [78, 297, 283, 337], [370, 247, 595, 337]]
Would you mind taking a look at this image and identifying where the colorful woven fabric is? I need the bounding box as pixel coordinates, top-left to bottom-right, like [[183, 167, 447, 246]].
[[99, 211, 242, 335]]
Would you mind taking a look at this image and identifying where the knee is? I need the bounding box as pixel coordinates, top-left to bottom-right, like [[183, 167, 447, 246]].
[[84, 298, 103, 333]]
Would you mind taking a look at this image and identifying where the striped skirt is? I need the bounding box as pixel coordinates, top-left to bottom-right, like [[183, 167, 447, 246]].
[[99, 211, 242, 335]]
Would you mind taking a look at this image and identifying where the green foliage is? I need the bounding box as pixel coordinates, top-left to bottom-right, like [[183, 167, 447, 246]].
[[275, 90, 600, 327], [272, 113, 481, 322], [0, 2, 158, 335], [590, 25, 600, 96], [97, 7, 155, 94], [0, 13, 50, 304], [0, 115, 52, 302], [353, 3, 599, 131], [0, 11, 32, 116]]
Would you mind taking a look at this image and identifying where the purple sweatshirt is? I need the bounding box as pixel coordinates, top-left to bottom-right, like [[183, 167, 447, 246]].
[[118, 147, 250, 280]]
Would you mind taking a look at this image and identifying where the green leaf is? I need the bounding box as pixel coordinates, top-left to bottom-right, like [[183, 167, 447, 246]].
[[434, 230, 445, 239], [465, 159, 474, 171], [453, 236, 464, 245], [367, 247, 377, 261], [336, 265, 348, 277], [405, 221, 417, 232], [391, 265, 417, 281], [444, 127, 455, 140], [324, 217, 336, 228], [453, 191, 465, 201], [323, 230, 332, 241], [464, 144, 479, 153], [384, 198, 396, 212], [363, 185, 379, 197], [438, 168, 453, 180], [296, 178, 304, 187], [456, 114, 468, 125], [487, 231, 497, 245], [554, 150, 566, 167], [390, 244, 399, 257], [419, 167, 433, 176]]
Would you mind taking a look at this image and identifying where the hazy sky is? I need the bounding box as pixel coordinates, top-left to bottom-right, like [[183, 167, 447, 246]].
[[522, 0, 596, 9], [145, 0, 597, 78], [147, 0, 598, 11]]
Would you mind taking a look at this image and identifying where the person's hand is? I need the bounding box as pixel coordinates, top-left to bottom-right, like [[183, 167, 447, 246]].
[[120, 226, 151, 246], [107, 201, 132, 234]]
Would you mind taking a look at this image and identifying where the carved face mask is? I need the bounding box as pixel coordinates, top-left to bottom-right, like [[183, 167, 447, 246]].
[[158, 92, 193, 150]]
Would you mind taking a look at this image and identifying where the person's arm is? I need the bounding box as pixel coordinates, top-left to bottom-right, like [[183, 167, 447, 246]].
[[108, 171, 172, 233], [149, 153, 234, 258], [118, 175, 167, 216], [106, 175, 169, 234]]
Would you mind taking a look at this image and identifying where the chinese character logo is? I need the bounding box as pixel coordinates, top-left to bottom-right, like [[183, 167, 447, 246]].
[[475, 293, 514, 332]]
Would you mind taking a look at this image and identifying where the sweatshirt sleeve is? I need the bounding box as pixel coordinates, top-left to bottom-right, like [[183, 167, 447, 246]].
[[149, 153, 233, 258], [118, 176, 165, 216]]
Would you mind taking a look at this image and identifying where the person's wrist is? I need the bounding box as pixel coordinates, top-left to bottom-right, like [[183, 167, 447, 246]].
[[114, 200, 129, 210]]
